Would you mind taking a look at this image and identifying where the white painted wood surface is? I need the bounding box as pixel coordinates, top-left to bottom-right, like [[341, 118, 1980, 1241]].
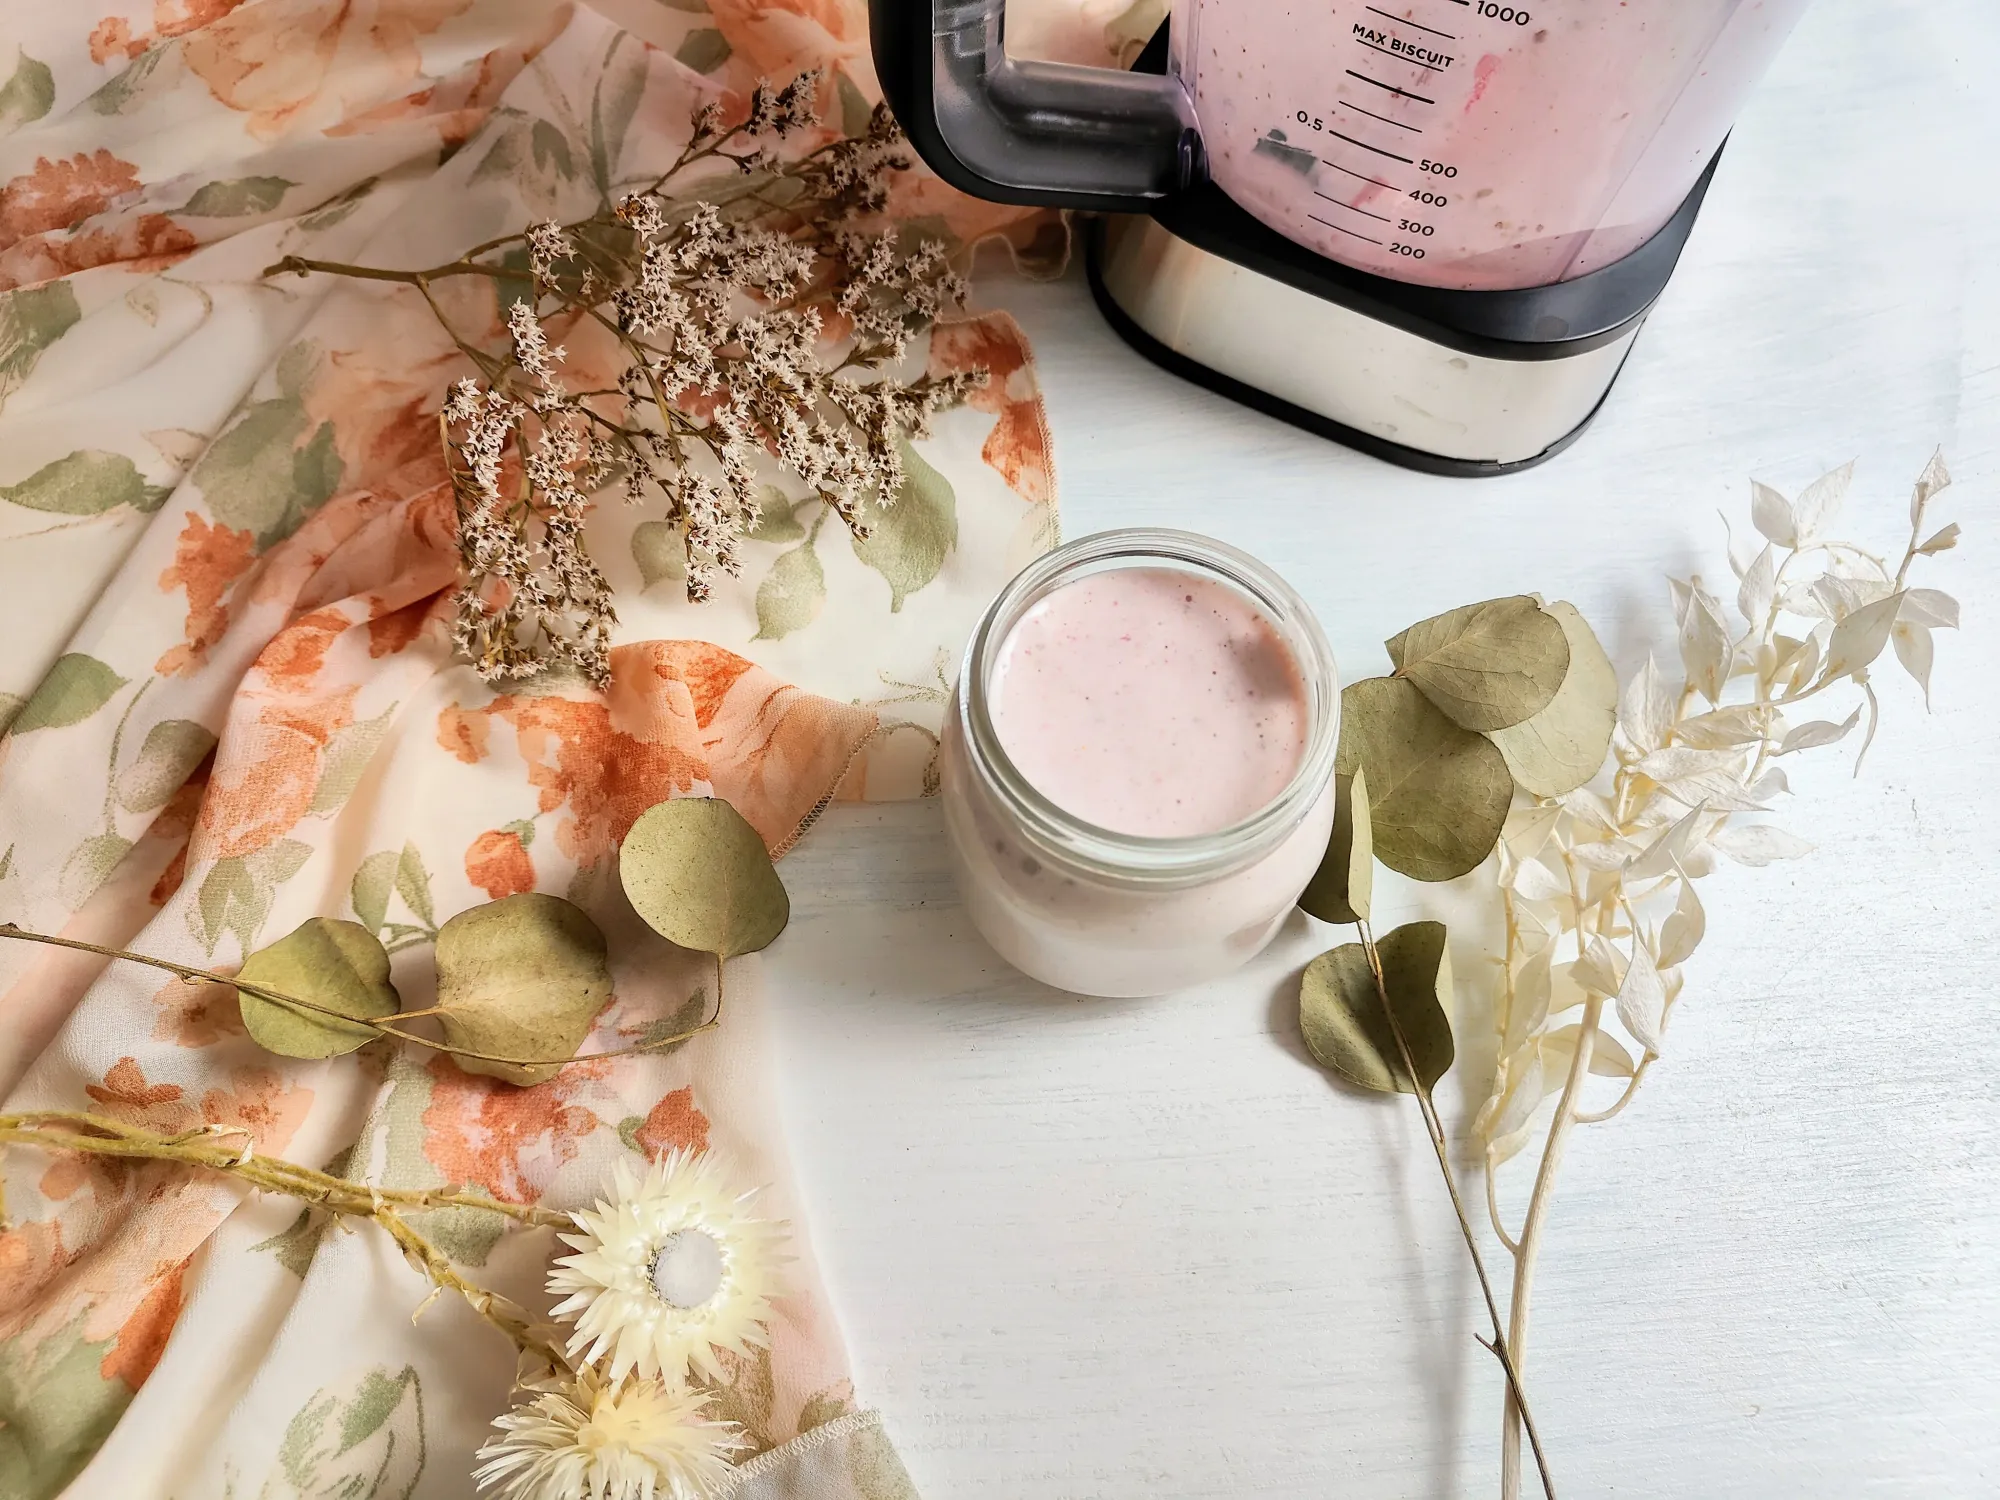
[[764, 3, 2000, 1494]]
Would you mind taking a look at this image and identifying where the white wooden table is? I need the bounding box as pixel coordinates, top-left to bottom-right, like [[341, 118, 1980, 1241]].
[[764, 2, 2000, 1494]]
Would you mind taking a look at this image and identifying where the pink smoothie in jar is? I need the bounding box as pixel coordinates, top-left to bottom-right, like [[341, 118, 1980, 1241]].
[[1175, 0, 1814, 290], [940, 533, 1339, 998]]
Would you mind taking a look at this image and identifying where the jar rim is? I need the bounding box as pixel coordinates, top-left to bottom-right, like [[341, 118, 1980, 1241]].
[[956, 528, 1341, 887]]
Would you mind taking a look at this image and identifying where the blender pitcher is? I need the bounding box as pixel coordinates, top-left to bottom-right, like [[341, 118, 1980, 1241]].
[[870, 0, 1814, 473]]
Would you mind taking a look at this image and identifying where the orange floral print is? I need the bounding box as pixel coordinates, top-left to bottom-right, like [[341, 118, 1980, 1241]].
[[156, 512, 259, 678], [89, 17, 149, 63], [632, 1086, 710, 1159], [152, 977, 245, 1047], [184, 0, 478, 139], [438, 641, 878, 861], [0, 212, 199, 293], [0, 152, 142, 252], [420, 1057, 601, 1204], [79, 1057, 311, 1149], [98, 1258, 188, 1388], [198, 684, 357, 859], [930, 312, 1053, 505], [366, 595, 435, 658], [85, 1057, 190, 1135], [464, 827, 534, 899]]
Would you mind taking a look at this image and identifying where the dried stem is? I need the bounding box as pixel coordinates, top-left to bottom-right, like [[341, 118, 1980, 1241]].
[[0, 1110, 567, 1363], [1358, 920, 1557, 1500], [0, 925, 721, 1071]]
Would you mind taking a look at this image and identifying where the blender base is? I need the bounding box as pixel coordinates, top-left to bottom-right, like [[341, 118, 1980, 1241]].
[[1086, 214, 1639, 476], [1080, 22, 1720, 476]]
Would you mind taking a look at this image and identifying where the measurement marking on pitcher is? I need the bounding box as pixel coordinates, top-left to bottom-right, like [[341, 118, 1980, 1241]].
[[1308, 214, 1384, 246], [1345, 70, 1437, 105], [1324, 127, 1416, 163], [1339, 99, 1423, 132], [1314, 191, 1392, 222], [1365, 6, 1456, 39], [1354, 36, 1449, 71], [1319, 159, 1403, 191]]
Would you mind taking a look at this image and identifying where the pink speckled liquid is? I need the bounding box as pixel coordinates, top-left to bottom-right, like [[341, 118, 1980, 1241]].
[[989, 568, 1309, 837], [1175, 0, 1812, 290]]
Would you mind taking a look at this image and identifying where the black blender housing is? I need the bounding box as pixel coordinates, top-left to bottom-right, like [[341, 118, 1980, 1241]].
[[869, 4, 1720, 475]]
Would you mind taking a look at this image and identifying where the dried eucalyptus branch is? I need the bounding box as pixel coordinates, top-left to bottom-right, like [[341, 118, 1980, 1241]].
[[1477, 453, 1961, 1499], [0, 922, 721, 1073], [266, 75, 983, 687], [0, 1110, 566, 1364]]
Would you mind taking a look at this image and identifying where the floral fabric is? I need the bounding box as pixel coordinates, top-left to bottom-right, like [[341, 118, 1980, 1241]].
[[0, 0, 1136, 1493]]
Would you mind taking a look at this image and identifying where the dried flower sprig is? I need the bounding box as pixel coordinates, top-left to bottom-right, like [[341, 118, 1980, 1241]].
[[268, 75, 984, 687], [1478, 452, 1960, 1498]]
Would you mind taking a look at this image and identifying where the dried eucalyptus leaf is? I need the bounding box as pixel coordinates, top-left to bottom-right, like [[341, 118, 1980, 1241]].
[[435, 893, 612, 1085], [1334, 677, 1512, 882], [237, 917, 400, 1060], [1297, 921, 1454, 1095], [1487, 601, 1617, 797], [1298, 769, 1373, 925], [620, 796, 788, 957], [1385, 595, 1570, 732]]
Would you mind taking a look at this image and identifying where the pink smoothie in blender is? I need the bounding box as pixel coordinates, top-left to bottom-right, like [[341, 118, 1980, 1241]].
[[1179, 0, 1814, 290]]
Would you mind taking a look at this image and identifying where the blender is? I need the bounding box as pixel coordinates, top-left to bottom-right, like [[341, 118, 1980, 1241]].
[[870, 1, 1813, 473]]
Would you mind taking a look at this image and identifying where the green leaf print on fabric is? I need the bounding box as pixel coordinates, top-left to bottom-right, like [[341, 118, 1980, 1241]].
[[9, 654, 127, 735], [674, 29, 732, 74], [588, 32, 651, 196], [57, 833, 134, 909], [269, 1365, 425, 1500], [852, 439, 957, 612], [631, 519, 687, 589], [85, 44, 173, 115], [191, 347, 344, 545], [836, 71, 873, 139], [375, 1051, 507, 1266], [0, 1315, 130, 1500], [753, 541, 825, 641], [308, 709, 395, 815], [0, 451, 172, 516], [193, 838, 313, 954], [180, 176, 296, 216], [528, 119, 573, 180], [252, 1146, 354, 1277], [747, 488, 806, 543], [118, 719, 218, 813], [0, 282, 82, 410], [0, 50, 54, 133], [348, 850, 400, 934], [393, 842, 435, 927]]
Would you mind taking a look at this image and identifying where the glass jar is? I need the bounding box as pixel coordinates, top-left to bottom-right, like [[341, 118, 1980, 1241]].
[[940, 529, 1340, 998]]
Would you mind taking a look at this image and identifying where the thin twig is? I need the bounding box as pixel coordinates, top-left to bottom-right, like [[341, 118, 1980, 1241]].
[[1358, 921, 1557, 1500]]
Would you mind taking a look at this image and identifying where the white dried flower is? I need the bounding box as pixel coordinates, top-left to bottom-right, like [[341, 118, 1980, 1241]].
[[527, 221, 572, 282], [473, 1367, 744, 1500], [549, 1151, 787, 1386]]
